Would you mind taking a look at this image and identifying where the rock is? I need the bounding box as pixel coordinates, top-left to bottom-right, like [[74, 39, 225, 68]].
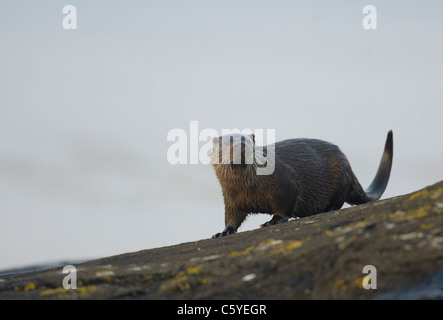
[[0, 181, 442, 300]]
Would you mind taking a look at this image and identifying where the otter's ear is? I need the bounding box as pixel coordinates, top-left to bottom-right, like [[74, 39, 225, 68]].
[[249, 134, 255, 143], [212, 136, 220, 144]]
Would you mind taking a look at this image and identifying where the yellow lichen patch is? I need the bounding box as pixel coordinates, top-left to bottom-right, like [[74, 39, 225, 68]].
[[409, 188, 443, 201], [286, 240, 303, 251], [158, 263, 208, 293], [256, 239, 283, 252], [40, 287, 67, 296], [186, 265, 201, 275], [158, 274, 189, 293], [268, 242, 285, 254], [77, 285, 96, 294], [230, 246, 255, 257], [24, 283, 36, 291], [390, 207, 430, 222], [409, 189, 429, 201], [258, 238, 277, 247], [430, 187, 443, 200], [345, 221, 368, 232], [326, 220, 370, 237], [334, 279, 347, 291], [389, 210, 406, 220], [269, 240, 303, 254], [40, 285, 96, 296], [98, 264, 117, 271]]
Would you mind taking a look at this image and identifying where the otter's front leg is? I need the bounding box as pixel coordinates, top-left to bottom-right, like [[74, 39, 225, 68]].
[[211, 225, 236, 238], [212, 207, 247, 238]]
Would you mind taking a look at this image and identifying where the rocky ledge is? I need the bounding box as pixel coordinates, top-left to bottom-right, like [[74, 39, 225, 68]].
[[1, 181, 442, 300]]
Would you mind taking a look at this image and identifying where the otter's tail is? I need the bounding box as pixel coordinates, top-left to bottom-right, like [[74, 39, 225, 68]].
[[346, 130, 393, 204]]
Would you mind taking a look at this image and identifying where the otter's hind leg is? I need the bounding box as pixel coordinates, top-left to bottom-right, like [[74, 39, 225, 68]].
[[260, 215, 289, 228]]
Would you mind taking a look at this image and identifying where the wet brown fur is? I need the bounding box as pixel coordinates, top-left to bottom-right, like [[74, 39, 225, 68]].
[[212, 131, 393, 237]]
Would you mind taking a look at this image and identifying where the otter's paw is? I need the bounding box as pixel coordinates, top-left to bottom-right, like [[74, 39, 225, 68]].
[[260, 215, 289, 228], [212, 226, 236, 238]]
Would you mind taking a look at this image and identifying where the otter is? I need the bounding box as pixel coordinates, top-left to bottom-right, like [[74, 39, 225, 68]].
[[210, 131, 393, 238]]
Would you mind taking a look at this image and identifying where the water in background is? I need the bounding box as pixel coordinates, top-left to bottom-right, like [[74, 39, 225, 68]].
[[1, 1, 443, 272]]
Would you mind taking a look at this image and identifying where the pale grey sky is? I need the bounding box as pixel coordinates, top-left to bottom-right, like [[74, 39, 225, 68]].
[[1, 1, 442, 271]]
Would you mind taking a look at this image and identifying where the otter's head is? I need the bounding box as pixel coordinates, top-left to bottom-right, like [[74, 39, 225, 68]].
[[210, 133, 255, 168]]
